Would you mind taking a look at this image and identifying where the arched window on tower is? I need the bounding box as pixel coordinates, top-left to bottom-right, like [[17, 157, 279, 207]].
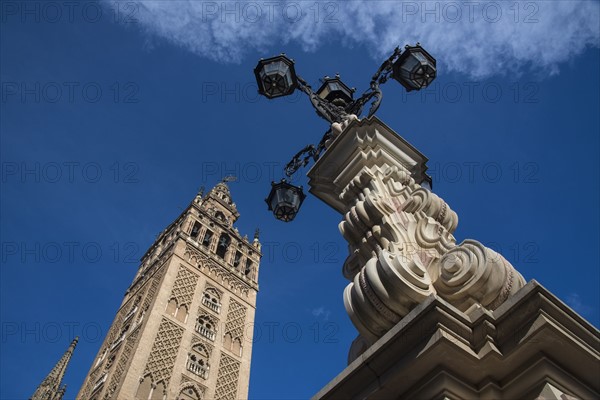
[[176, 304, 188, 322], [91, 373, 107, 395], [105, 354, 116, 370], [178, 386, 201, 400], [111, 323, 129, 350], [136, 374, 153, 400], [186, 344, 210, 379], [216, 233, 230, 259], [201, 287, 221, 313], [195, 314, 217, 341], [215, 211, 225, 222], [190, 221, 201, 239], [223, 333, 232, 350], [223, 334, 243, 357], [150, 381, 166, 400], [166, 298, 188, 323], [94, 348, 107, 367], [166, 298, 178, 316], [244, 259, 253, 277], [202, 230, 213, 248], [136, 375, 166, 400], [233, 251, 242, 268], [124, 296, 141, 322], [232, 337, 243, 357]]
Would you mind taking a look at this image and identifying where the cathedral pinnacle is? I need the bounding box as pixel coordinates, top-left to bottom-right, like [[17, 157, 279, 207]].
[[30, 337, 78, 400]]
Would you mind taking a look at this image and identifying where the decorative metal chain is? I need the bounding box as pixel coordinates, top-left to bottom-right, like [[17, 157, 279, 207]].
[[284, 129, 332, 177], [296, 76, 349, 124], [284, 144, 317, 177], [284, 47, 403, 178]]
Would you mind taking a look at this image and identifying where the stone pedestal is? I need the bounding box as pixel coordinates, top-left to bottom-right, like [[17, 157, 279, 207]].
[[307, 117, 599, 399], [313, 281, 600, 399]]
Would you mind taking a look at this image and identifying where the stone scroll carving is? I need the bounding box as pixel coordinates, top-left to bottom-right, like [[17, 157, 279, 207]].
[[307, 117, 526, 360], [342, 167, 525, 346]]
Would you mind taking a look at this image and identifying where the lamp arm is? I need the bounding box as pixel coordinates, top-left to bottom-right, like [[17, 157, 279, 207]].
[[284, 128, 333, 177], [284, 144, 317, 177], [349, 47, 402, 118], [282, 47, 406, 178], [366, 86, 383, 118], [296, 76, 348, 124]]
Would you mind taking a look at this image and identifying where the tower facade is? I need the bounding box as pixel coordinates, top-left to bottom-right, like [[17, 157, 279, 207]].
[[77, 182, 262, 400]]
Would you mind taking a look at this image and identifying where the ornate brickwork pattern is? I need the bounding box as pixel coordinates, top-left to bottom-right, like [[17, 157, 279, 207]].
[[184, 244, 208, 267], [102, 326, 140, 399], [224, 300, 247, 341], [79, 303, 128, 398], [214, 353, 240, 400], [185, 244, 252, 298], [79, 315, 124, 399], [170, 265, 199, 307], [79, 367, 97, 399], [144, 318, 184, 385], [106, 315, 124, 345], [79, 263, 167, 400], [134, 251, 171, 293], [144, 270, 163, 309], [139, 267, 165, 325]]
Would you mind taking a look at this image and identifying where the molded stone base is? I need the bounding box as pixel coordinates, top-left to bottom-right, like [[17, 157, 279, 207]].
[[313, 281, 600, 400]]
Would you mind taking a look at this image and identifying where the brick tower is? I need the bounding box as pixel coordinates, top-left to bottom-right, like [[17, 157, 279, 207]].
[[77, 181, 262, 400]]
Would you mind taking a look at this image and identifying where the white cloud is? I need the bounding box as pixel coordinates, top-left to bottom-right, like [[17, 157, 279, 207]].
[[565, 293, 594, 317], [113, 1, 599, 78], [312, 306, 331, 320]]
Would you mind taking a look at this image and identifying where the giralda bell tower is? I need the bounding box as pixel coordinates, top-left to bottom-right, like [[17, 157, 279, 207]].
[[77, 181, 262, 400]]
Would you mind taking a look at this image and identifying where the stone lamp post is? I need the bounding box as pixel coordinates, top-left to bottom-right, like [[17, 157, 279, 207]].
[[254, 48, 600, 400]]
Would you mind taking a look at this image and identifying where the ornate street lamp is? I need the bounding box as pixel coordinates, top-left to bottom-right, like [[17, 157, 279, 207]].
[[391, 45, 437, 92], [265, 180, 306, 222], [255, 43, 436, 221], [316, 75, 355, 107], [254, 54, 298, 99]]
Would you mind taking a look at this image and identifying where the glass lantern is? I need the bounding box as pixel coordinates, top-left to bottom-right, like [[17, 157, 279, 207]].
[[254, 55, 298, 99], [316, 76, 354, 107], [392, 45, 437, 92], [265, 180, 306, 222]]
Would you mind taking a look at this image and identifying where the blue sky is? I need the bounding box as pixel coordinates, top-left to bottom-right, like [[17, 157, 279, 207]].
[[1, 1, 599, 399]]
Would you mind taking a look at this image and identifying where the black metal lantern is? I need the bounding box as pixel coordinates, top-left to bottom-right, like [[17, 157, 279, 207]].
[[316, 75, 355, 107], [254, 54, 298, 99], [265, 179, 306, 222], [392, 45, 437, 92]]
